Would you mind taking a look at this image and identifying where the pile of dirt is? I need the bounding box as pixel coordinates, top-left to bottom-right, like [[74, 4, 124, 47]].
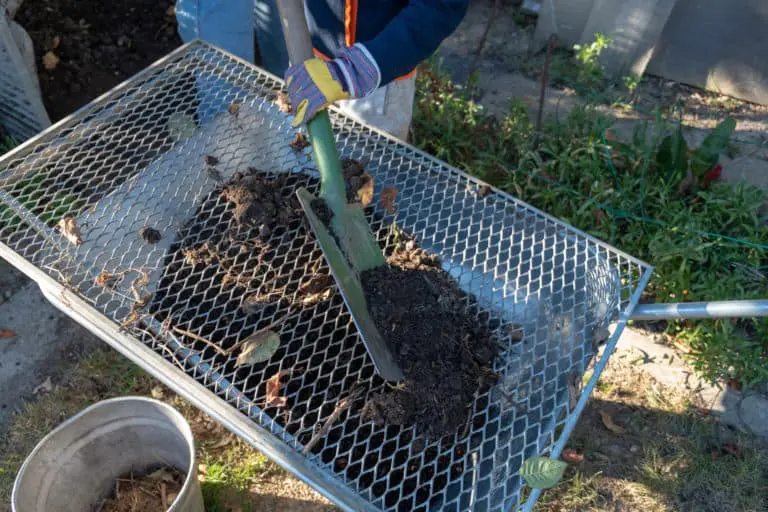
[[220, 168, 301, 236], [99, 467, 184, 512], [361, 239, 499, 439], [15, 0, 181, 121]]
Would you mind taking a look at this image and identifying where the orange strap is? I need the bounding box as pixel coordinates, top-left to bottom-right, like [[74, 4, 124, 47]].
[[312, 0, 415, 82]]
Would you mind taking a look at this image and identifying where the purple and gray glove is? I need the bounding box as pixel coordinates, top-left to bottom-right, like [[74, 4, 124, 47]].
[[284, 43, 380, 126]]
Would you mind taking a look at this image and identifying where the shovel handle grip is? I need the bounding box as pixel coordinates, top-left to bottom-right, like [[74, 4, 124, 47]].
[[276, 0, 314, 64]]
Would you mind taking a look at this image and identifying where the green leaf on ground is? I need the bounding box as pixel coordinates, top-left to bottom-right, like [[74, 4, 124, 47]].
[[690, 117, 736, 176], [520, 456, 568, 489]]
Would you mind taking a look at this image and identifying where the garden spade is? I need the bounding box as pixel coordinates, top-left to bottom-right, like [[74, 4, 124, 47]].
[[276, 0, 403, 381]]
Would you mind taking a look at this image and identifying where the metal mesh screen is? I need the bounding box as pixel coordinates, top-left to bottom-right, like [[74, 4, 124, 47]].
[[0, 11, 50, 141], [0, 41, 652, 511]]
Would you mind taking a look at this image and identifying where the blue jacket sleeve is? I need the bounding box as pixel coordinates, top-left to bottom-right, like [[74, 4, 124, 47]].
[[361, 0, 469, 86]]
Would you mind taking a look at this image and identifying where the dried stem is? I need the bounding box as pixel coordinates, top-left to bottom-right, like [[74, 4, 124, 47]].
[[302, 387, 363, 455], [533, 34, 558, 149], [172, 327, 228, 356]]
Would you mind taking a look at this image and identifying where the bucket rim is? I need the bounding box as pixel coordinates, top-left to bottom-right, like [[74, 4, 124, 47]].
[[11, 396, 198, 512]]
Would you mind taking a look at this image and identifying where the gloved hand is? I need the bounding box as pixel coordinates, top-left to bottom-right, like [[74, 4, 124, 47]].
[[285, 44, 380, 127]]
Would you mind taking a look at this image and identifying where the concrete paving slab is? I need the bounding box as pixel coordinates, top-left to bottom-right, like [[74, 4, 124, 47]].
[[0, 282, 100, 429]]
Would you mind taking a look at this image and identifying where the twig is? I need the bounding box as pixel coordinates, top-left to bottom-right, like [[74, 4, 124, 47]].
[[469, 0, 502, 76], [172, 327, 228, 356], [533, 34, 558, 148], [302, 387, 363, 455]]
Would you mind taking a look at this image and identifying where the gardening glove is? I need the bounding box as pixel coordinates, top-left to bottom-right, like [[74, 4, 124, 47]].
[[285, 43, 380, 127]]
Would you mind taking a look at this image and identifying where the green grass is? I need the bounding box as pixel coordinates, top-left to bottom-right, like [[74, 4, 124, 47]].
[[412, 62, 768, 388], [0, 349, 327, 511], [533, 357, 768, 511]]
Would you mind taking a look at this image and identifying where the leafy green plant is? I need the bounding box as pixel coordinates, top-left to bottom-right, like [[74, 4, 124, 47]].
[[412, 63, 768, 388], [552, 33, 612, 92], [623, 74, 640, 95]]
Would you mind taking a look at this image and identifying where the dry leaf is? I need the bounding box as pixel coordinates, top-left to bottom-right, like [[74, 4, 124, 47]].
[[204, 154, 219, 166], [0, 329, 16, 339], [227, 102, 241, 116], [235, 330, 281, 367], [95, 272, 120, 288], [301, 288, 332, 306], [276, 92, 292, 113], [166, 5, 176, 16], [562, 448, 584, 463], [148, 467, 177, 483], [289, 132, 310, 151], [600, 410, 626, 434], [57, 216, 83, 245], [52, 35, 61, 49], [265, 370, 290, 408], [477, 184, 491, 198], [299, 274, 332, 295], [33, 376, 53, 395], [356, 172, 374, 206], [380, 186, 398, 214], [42, 51, 60, 71]]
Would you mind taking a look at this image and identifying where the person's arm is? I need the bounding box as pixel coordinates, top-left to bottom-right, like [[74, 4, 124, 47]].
[[360, 0, 470, 86]]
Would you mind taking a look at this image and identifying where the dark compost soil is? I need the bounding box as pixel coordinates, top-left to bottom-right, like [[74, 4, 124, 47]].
[[361, 241, 498, 439], [147, 167, 501, 509], [15, 0, 181, 122]]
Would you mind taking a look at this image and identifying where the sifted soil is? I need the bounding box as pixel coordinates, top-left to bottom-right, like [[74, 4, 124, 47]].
[[361, 240, 499, 439], [99, 467, 184, 512], [15, 0, 181, 122]]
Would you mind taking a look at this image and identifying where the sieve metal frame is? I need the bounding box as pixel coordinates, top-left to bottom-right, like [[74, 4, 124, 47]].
[[0, 40, 653, 511]]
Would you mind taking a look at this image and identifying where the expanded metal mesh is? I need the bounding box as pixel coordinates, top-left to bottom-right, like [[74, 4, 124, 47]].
[[0, 41, 652, 511], [0, 11, 50, 141]]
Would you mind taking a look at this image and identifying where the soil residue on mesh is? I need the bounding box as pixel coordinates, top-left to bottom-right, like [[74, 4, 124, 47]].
[[99, 467, 184, 512], [361, 239, 499, 439], [220, 169, 301, 236]]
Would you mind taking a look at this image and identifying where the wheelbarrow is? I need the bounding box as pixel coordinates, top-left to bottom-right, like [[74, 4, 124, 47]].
[[0, 40, 765, 512]]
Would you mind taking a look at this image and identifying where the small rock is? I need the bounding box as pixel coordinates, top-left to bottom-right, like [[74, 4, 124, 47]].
[[151, 386, 165, 399], [738, 393, 768, 437]]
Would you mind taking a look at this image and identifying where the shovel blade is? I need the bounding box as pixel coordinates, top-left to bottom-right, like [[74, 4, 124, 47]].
[[296, 187, 404, 382]]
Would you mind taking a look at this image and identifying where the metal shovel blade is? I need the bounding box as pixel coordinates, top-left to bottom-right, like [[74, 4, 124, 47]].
[[296, 187, 404, 382]]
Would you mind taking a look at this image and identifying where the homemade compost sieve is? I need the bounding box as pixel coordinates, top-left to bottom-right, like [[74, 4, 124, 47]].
[[0, 42, 653, 511]]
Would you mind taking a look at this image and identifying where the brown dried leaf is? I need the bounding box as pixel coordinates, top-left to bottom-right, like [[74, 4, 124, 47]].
[[95, 272, 120, 288], [600, 410, 626, 434], [477, 184, 491, 198], [265, 370, 290, 408], [204, 154, 219, 166], [57, 216, 83, 245], [42, 51, 60, 71], [301, 288, 332, 306], [0, 329, 16, 339], [276, 92, 292, 113], [299, 274, 332, 296], [562, 449, 584, 463], [342, 159, 365, 179], [289, 132, 310, 151], [356, 173, 374, 207], [52, 35, 61, 49], [380, 186, 398, 214], [166, 5, 176, 17], [227, 102, 241, 116]]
